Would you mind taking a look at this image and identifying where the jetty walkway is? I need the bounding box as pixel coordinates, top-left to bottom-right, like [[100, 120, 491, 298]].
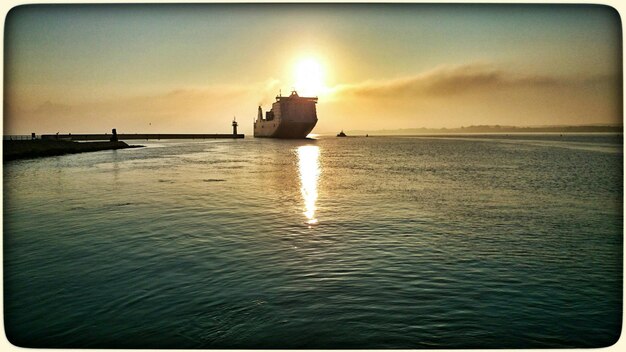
[[41, 133, 244, 141]]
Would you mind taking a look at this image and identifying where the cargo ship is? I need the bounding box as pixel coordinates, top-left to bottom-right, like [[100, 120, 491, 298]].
[[254, 90, 318, 138]]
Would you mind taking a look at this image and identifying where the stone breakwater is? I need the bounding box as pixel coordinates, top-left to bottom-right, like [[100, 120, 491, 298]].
[[41, 133, 244, 141], [3, 140, 143, 161]]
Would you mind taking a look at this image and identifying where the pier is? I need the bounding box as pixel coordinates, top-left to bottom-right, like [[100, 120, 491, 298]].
[[3, 140, 140, 161], [41, 133, 244, 141], [6, 124, 244, 160]]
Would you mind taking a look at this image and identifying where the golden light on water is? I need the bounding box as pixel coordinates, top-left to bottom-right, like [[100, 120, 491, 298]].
[[297, 145, 320, 226]]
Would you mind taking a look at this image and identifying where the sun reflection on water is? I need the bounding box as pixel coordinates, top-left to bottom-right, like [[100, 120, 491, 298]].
[[297, 145, 320, 227]]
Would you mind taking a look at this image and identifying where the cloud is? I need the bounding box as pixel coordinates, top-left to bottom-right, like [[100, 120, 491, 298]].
[[331, 63, 597, 99], [33, 100, 73, 114], [25, 80, 280, 118], [6, 64, 619, 134], [313, 62, 621, 131], [5, 80, 286, 134]]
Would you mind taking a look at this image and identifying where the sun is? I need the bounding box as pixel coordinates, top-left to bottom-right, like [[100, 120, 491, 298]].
[[293, 58, 326, 97]]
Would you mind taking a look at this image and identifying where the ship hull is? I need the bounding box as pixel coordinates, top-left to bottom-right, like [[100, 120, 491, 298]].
[[254, 120, 317, 139], [254, 91, 318, 139]]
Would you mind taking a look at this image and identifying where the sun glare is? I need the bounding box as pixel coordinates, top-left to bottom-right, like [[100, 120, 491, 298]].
[[294, 58, 325, 97]]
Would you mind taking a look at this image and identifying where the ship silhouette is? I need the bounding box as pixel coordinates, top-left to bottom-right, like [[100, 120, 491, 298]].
[[254, 90, 318, 139]]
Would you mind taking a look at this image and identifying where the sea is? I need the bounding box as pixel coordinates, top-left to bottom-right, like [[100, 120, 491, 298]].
[[3, 133, 623, 348]]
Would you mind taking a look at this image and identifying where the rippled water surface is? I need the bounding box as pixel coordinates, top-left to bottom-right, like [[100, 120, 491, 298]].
[[3, 134, 623, 348]]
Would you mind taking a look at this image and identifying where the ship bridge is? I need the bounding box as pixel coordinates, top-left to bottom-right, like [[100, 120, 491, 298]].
[[276, 90, 318, 103]]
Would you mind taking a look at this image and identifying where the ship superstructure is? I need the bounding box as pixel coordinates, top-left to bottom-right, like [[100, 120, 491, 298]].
[[254, 90, 318, 138]]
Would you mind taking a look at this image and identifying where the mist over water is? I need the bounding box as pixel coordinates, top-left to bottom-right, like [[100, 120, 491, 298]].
[[3, 134, 622, 348]]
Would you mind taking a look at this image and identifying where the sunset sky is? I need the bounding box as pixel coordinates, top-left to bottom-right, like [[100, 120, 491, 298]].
[[4, 4, 622, 135]]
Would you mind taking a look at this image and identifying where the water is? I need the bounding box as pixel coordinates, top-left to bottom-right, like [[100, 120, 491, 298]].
[[3, 134, 623, 348]]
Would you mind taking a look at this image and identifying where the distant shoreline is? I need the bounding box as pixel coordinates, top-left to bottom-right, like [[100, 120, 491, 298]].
[[345, 125, 623, 135]]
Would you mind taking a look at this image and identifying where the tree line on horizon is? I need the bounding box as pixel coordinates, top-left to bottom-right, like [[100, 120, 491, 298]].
[[349, 124, 623, 134]]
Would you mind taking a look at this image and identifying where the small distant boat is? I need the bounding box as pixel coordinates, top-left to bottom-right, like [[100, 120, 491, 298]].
[[337, 130, 347, 137]]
